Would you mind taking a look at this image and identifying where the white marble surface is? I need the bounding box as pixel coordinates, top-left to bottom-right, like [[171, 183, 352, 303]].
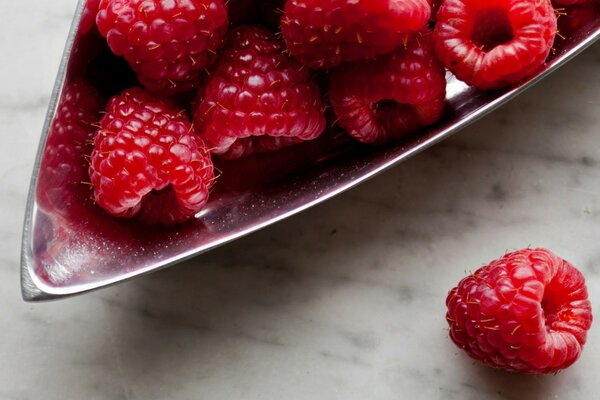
[[2, 1, 600, 399]]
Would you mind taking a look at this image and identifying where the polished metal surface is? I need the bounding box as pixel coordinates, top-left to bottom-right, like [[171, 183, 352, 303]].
[[21, 1, 600, 301]]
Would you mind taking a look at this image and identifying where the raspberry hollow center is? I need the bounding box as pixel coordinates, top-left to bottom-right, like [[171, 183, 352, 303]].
[[541, 297, 560, 331], [471, 8, 514, 51]]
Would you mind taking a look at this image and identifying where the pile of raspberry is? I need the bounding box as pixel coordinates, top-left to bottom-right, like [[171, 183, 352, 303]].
[[80, 0, 596, 225], [62, 0, 596, 376]]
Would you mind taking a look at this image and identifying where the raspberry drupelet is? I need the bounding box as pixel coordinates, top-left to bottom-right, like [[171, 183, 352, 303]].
[[434, 0, 557, 90], [89, 87, 215, 225], [281, 0, 432, 69], [329, 29, 447, 145], [96, 0, 229, 95], [446, 248, 593, 374], [194, 26, 326, 159]]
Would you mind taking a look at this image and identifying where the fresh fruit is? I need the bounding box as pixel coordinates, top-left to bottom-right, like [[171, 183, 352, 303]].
[[80, 0, 101, 35], [37, 79, 104, 215], [281, 0, 431, 68], [96, 0, 229, 95], [194, 26, 326, 159], [89, 87, 215, 225], [329, 29, 446, 145], [434, 0, 557, 89], [446, 248, 593, 374]]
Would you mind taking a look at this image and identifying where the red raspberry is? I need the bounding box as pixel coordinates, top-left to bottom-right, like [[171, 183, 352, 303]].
[[80, 0, 101, 35], [89, 88, 215, 225], [446, 248, 593, 374], [37, 79, 104, 215], [329, 30, 446, 145], [194, 26, 326, 159], [281, 0, 431, 69], [96, 0, 229, 95], [434, 0, 557, 90]]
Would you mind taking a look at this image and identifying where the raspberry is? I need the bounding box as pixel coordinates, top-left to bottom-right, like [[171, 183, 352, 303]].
[[80, 0, 101, 35], [89, 87, 215, 225], [37, 79, 105, 215], [194, 26, 326, 159], [96, 0, 229, 95], [281, 0, 431, 68], [329, 30, 446, 145], [434, 0, 557, 90], [446, 248, 593, 374]]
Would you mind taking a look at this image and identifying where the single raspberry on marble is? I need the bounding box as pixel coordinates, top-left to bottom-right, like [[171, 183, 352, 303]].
[[89, 87, 215, 225], [446, 248, 593, 374], [280, 0, 431, 69], [434, 0, 557, 90], [329, 29, 446, 145], [194, 26, 326, 159], [96, 0, 229, 95]]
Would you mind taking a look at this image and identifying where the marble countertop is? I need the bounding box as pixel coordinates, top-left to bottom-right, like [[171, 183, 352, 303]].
[[2, 1, 600, 399]]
